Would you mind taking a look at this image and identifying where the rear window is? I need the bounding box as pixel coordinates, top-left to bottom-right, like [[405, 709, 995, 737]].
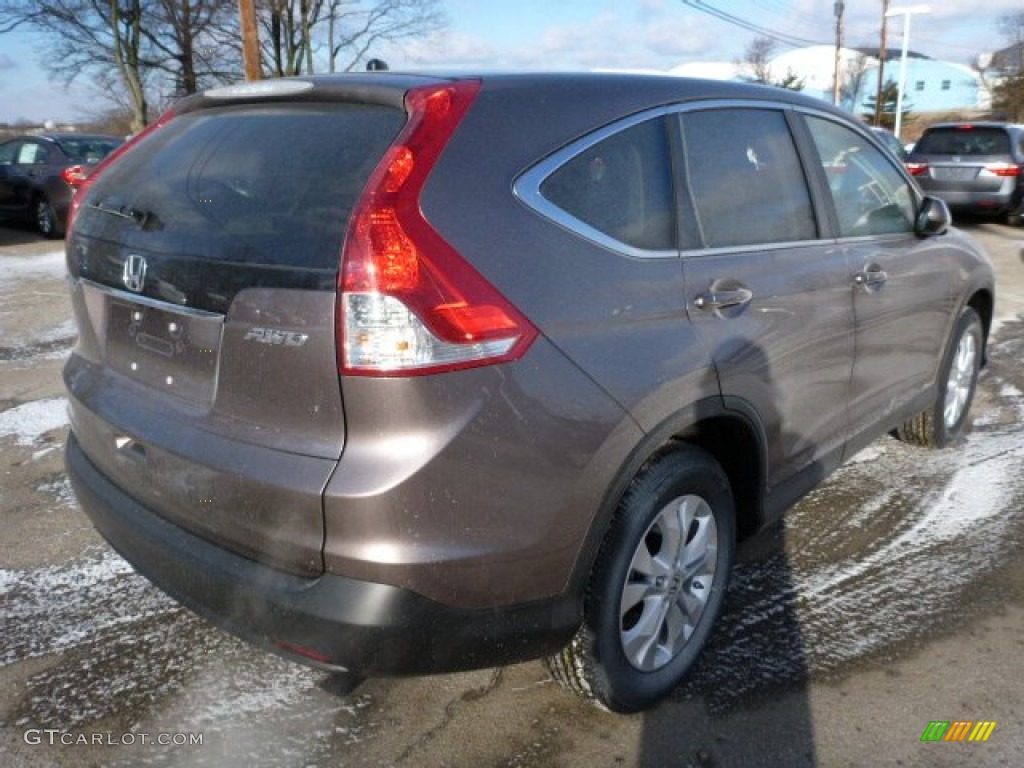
[[57, 138, 123, 163], [914, 127, 1011, 156], [75, 103, 405, 270]]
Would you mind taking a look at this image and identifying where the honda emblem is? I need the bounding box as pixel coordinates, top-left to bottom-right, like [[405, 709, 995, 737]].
[[122, 254, 147, 293]]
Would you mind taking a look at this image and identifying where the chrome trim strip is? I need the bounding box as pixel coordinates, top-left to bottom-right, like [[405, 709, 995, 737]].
[[514, 97, 923, 257], [79, 278, 224, 321], [514, 105, 678, 260]]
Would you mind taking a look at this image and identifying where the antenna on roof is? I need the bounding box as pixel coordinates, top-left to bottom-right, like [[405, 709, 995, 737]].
[[366, 59, 389, 72]]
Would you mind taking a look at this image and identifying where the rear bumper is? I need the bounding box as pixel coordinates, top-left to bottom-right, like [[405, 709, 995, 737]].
[[921, 184, 1021, 213], [66, 433, 579, 675]]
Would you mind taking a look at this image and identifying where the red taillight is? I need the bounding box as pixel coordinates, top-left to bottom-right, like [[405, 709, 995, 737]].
[[66, 108, 176, 237], [61, 164, 89, 187], [339, 81, 538, 376], [984, 163, 1021, 177], [905, 162, 929, 176]]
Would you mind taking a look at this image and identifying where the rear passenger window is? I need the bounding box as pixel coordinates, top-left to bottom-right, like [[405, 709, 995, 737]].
[[806, 116, 915, 238], [541, 118, 676, 251], [680, 108, 817, 248]]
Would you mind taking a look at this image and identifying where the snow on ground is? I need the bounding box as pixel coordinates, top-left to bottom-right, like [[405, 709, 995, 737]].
[[0, 398, 69, 446], [678, 328, 1024, 711], [0, 250, 67, 286]]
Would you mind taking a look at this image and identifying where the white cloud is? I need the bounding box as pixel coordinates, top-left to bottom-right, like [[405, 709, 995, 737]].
[[389, 6, 722, 73]]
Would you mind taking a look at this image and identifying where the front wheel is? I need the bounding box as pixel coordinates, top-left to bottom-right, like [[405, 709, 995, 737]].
[[896, 306, 983, 448], [546, 447, 735, 712]]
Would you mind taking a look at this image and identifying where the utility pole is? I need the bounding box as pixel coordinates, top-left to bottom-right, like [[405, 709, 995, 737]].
[[238, 0, 262, 81], [874, 0, 890, 126], [833, 2, 845, 105]]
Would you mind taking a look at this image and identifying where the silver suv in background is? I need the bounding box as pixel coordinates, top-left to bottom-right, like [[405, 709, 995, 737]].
[[907, 122, 1024, 225], [64, 73, 994, 713]]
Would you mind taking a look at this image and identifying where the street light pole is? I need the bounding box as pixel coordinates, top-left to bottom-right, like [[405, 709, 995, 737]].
[[886, 5, 930, 140]]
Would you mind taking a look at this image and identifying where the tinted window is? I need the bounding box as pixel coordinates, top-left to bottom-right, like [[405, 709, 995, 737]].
[[76, 103, 404, 270], [541, 117, 676, 251], [0, 141, 16, 165], [914, 127, 1011, 156], [57, 138, 122, 163], [680, 108, 817, 248], [806, 116, 915, 238]]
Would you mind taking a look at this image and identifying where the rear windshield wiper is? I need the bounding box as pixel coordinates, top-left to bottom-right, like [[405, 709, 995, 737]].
[[87, 200, 156, 228]]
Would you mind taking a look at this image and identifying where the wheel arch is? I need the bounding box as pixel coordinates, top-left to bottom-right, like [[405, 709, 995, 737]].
[[568, 400, 767, 601]]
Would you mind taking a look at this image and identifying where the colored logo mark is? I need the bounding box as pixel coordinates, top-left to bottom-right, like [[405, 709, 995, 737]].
[[920, 720, 996, 742]]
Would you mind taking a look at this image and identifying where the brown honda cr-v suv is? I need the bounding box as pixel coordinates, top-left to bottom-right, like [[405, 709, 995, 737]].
[[64, 72, 994, 712]]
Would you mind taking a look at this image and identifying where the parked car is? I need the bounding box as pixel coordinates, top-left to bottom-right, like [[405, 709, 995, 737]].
[[870, 126, 909, 161], [0, 132, 123, 237], [64, 73, 994, 713], [907, 121, 1024, 225]]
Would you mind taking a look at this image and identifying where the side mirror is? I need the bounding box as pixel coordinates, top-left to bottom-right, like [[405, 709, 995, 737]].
[[915, 196, 950, 237]]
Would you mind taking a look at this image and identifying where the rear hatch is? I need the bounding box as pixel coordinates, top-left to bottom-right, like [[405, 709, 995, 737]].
[[912, 125, 1016, 194], [64, 82, 409, 575]]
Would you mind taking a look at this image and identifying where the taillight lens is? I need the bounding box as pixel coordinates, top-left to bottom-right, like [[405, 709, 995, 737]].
[[339, 81, 538, 376], [983, 162, 1021, 178], [905, 162, 929, 176], [66, 109, 176, 237], [61, 165, 89, 187]]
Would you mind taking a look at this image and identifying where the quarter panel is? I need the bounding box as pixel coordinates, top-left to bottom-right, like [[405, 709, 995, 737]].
[[324, 338, 640, 609]]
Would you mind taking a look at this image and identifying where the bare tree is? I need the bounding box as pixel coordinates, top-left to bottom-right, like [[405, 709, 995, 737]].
[[260, 0, 315, 77], [991, 12, 1024, 120], [736, 36, 803, 90], [737, 36, 777, 85], [0, 1, 151, 131], [840, 52, 870, 111], [144, 0, 240, 95], [258, 0, 445, 77], [325, 0, 444, 73], [0, 0, 240, 128]]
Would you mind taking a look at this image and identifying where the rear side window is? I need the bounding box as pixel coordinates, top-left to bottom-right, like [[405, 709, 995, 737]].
[[914, 127, 1011, 156], [57, 138, 122, 163], [540, 117, 676, 251], [16, 142, 50, 164], [680, 108, 817, 248], [76, 103, 404, 270]]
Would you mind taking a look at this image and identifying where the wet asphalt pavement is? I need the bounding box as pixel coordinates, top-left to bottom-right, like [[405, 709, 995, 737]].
[[1, 220, 1022, 767]]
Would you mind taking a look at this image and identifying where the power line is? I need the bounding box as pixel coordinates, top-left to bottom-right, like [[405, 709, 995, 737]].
[[680, 0, 830, 49]]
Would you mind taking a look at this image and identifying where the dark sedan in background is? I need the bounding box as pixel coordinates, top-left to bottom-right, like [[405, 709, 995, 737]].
[[0, 133, 123, 238]]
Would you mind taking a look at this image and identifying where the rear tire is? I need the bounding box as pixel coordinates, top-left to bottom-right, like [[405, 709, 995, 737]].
[[34, 196, 61, 239], [546, 447, 735, 712], [896, 307, 982, 448]]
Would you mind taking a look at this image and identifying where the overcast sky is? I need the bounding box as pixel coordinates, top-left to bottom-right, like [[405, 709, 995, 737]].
[[1, 0, 1020, 124]]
